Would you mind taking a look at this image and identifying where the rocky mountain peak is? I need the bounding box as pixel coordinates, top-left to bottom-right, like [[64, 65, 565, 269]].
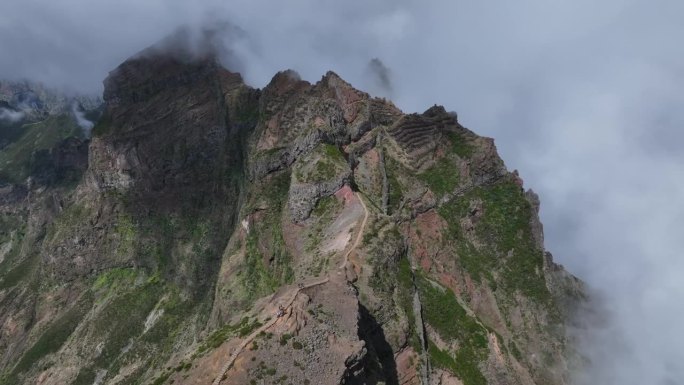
[[0, 38, 585, 385]]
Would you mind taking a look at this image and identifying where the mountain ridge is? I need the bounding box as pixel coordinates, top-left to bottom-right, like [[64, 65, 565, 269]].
[[0, 39, 584, 385]]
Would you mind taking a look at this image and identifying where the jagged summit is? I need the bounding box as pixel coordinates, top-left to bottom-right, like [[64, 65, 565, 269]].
[[0, 39, 584, 385]]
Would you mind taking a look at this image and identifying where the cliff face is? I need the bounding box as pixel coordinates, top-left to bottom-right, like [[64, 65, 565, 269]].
[[0, 40, 584, 385]]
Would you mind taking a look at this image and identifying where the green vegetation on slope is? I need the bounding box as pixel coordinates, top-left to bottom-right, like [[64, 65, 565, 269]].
[[69, 267, 204, 385], [438, 177, 551, 303], [0, 114, 81, 183], [0, 215, 34, 290], [396, 258, 422, 351], [240, 171, 294, 301], [114, 213, 137, 257], [478, 182, 549, 302], [445, 131, 474, 158], [92, 267, 139, 292], [416, 273, 488, 385], [198, 317, 263, 354], [428, 340, 459, 375], [384, 154, 406, 215], [419, 156, 459, 196], [91, 278, 163, 366], [44, 202, 90, 246], [7, 292, 94, 382], [241, 234, 281, 298], [295, 143, 347, 183]]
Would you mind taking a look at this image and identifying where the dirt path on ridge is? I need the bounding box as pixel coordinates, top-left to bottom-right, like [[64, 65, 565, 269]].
[[214, 192, 369, 385]]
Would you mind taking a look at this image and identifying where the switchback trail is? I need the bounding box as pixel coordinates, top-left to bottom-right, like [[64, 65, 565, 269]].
[[212, 276, 329, 385], [214, 192, 368, 385]]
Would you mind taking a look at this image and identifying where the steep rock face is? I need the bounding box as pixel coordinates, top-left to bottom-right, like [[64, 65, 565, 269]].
[[0, 38, 584, 385]]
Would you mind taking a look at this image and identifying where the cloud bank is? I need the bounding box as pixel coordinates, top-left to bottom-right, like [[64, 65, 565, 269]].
[[0, 108, 25, 122], [2, 0, 683, 383]]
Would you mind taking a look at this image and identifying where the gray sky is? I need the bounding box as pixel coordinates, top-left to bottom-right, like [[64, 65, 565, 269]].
[[2, 0, 684, 383]]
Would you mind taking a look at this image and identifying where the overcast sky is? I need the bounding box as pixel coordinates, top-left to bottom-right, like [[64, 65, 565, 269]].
[[2, 0, 683, 383]]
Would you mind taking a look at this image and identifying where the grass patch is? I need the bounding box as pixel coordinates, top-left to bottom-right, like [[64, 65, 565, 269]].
[[90, 278, 163, 368], [235, 103, 260, 124], [92, 267, 138, 291], [241, 234, 281, 299], [71, 367, 96, 385], [438, 178, 551, 303], [311, 160, 338, 182], [446, 131, 474, 158], [416, 273, 488, 385], [150, 371, 172, 385], [418, 156, 459, 196], [44, 202, 90, 247], [416, 274, 487, 348], [114, 213, 137, 256], [473, 180, 550, 302], [296, 143, 347, 183], [311, 194, 342, 218], [322, 143, 345, 162], [428, 340, 458, 374], [384, 154, 412, 214], [140, 289, 195, 349], [509, 340, 523, 361], [396, 258, 421, 352], [279, 333, 293, 346], [0, 253, 38, 290], [198, 317, 261, 353], [387, 170, 403, 214], [453, 347, 488, 385], [240, 171, 294, 300], [11, 292, 93, 376]]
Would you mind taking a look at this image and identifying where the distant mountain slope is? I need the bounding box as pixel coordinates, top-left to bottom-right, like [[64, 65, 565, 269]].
[[0, 81, 101, 185]]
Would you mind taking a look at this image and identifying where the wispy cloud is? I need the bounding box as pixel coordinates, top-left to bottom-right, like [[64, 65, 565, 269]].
[[71, 102, 94, 137], [0, 107, 25, 122]]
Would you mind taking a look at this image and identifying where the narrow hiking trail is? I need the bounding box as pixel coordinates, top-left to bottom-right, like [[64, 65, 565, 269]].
[[213, 192, 369, 385], [212, 277, 329, 385]]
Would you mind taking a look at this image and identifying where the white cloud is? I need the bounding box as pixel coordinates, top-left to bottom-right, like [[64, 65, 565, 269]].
[[0, 108, 25, 122], [71, 102, 94, 137]]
